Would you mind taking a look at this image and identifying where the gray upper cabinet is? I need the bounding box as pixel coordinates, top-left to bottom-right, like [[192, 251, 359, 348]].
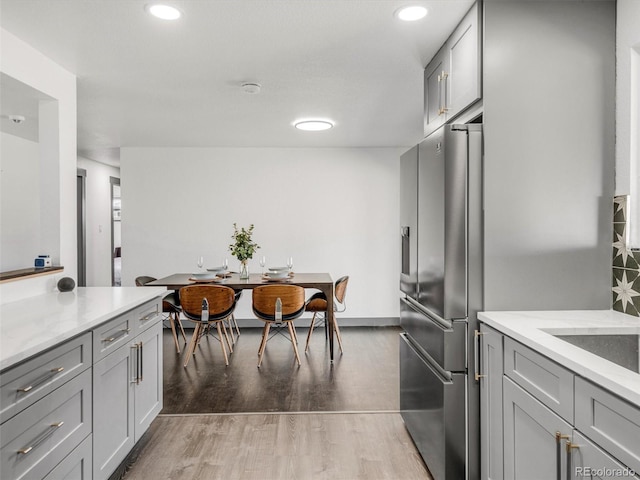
[[423, 2, 481, 137]]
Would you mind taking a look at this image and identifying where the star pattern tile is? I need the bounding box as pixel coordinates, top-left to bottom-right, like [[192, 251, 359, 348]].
[[612, 195, 640, 317]]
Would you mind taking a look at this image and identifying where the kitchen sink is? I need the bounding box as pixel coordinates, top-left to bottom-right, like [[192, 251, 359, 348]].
[[551, 333, 640, 374]]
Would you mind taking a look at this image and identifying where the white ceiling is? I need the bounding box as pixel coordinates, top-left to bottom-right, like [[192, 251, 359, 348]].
[[0, 0, 474, 165]]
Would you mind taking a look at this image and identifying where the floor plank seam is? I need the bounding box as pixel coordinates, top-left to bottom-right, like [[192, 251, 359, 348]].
[[158, 409, 401, 417]]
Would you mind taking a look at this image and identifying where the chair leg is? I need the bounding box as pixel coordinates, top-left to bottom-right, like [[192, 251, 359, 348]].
[[169, 313, 181, 354], [177, 315, 187, 342], [216, 321, 229, 366], [257, 323, 271, 367], [225, 318, 236, 346], [221, 320, 234, 353], [334, 318, 344, 354], [288, 321, 301, 366], [232, 314, 241, 337], [183, 323, 201, 367], [305, 312, 317, 352]]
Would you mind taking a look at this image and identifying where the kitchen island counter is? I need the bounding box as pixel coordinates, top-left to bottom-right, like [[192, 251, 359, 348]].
[[478, 310, 640, 407], [0, 286, 166, 371]]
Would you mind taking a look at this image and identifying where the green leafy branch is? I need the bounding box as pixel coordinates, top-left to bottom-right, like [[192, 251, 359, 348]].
[[229, 223, 260, 262]]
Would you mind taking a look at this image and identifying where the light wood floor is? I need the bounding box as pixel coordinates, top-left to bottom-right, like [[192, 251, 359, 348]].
[[121, 326, 433, 480]]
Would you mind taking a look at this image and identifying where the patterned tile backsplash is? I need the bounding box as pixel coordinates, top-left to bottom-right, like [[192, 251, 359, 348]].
[[612, 195, 640, 316]]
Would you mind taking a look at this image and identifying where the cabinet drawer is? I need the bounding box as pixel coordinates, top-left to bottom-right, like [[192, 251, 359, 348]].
[[93, 313, 134, 362], [0, 333, 91, 424], [504, 337, 574, 422], [133, 299, 162, 335], [0, 368, 92, 480], [570, 431, 639, 480], [575, 377, 640, 474], [43, 434, 92, 480]]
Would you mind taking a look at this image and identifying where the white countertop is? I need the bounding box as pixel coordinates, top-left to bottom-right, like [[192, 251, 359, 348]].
[[478, 310, 640, 407], [0, 287, 166, 371]]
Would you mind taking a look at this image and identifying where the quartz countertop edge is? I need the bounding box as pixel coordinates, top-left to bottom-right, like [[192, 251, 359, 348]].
[[0, 287, 167, 371], [478, 310, 640, 408]]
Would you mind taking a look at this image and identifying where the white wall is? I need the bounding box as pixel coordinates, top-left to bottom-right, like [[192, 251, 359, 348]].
[[0, 133, 40, 271], [77, 156, 120, 286], [0, 29, 76, 303], [616, 0, 640, 245], [121, 147, 401, 321]]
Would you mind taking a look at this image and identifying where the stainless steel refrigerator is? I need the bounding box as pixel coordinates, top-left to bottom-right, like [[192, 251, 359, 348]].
[[400, 123, 483, 480]]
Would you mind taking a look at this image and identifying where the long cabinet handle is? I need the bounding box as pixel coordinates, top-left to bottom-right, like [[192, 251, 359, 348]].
[[130, 343, 140, 384], [140, 311, 157, 322], [17, 367, 65, 393], [17, 422, 64, 454], [566, 441, 580, 480], [474, 330, 485, 382], [555, 432, 570, 480], [139, 342, 143, 383], [103, 328, 130, 343]]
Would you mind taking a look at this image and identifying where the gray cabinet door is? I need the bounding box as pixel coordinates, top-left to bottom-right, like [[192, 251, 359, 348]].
[[480, 325, 503, 480], [569, 431, 639, 480], [93, 342, 135, 480], [446, 2, 481, 118], [503, 377, 572, 480], [134, 322, 163, 442], [424, 53, 446, 136]]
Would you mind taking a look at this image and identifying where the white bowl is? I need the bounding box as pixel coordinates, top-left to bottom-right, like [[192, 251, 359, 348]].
[[266, 270, 288, 279], [192, 272, 217, 280], [206, 266, 226, 273], [268, 266, 289, 273]]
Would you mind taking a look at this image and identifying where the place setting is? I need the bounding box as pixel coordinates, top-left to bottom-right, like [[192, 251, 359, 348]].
[[261, 257, 294, 282], [189, 257, 231, 283]]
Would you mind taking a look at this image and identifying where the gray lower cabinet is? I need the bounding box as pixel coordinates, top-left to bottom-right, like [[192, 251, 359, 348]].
[[43, 435, 92, 480], [93, 319, 162, 480], [569, 431, 639, 480], [0, 368, 92, 480], [503, 376, 573, 480], [479, 325, 503, 480], [481, 325, 640, 480]]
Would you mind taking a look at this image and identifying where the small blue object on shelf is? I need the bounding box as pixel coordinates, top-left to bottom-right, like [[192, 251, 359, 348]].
[[34, 255, 52, 268]]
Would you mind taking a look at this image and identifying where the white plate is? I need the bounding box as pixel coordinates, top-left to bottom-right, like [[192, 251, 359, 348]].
[[265, 271, 288, 279], [207, 266, 227, 273]]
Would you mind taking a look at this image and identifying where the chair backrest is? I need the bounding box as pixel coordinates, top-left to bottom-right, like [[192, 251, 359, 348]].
[[252, 285, 306, 321], [179, 285, 236, 321], [334, 276, 349, 305], [135, 275, 157, 286]]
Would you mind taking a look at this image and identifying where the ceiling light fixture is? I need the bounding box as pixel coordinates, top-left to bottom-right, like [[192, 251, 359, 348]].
[[294, 120, 334, 131], [146, 3, 182, 20], [395, 5, 428, 21], [241, 83, 262, 94]]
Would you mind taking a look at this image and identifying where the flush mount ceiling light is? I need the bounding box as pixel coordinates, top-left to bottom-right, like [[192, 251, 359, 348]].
[[241, 83, 262, 94], [395, 5, 428, 21], [146, 3, 182, 20], [294, 120, 334, 131]]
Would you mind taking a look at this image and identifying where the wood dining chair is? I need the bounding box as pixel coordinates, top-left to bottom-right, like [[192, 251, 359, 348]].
[[135, 275, 187, 353], [304, 275, 349, 354], [179, 285, 237, 367], [252, 284, 306, 367]]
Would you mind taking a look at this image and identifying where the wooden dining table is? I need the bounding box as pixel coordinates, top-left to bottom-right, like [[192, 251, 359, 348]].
[[145, 272, 337, 361]]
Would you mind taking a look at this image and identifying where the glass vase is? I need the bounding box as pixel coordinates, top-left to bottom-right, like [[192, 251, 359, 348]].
[[240, 261, 249, 279]]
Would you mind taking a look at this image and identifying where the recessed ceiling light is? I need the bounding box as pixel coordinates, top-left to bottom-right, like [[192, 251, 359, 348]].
[[146, 4, 182, 20], [294, 120, 334, 131], [396, 5, 428, 21]]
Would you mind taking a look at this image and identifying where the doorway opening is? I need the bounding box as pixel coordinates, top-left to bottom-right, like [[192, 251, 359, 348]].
[[110, 176, 121, 286]]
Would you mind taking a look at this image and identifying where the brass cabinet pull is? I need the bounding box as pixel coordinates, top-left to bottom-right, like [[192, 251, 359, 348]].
[[555, 432, 571, 480], [17, 422, 64, 454], [103, 328, 130, 343], [17, 367, 65, 393], [566, 440, 580, 480], [140, 311, 157, 322]]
